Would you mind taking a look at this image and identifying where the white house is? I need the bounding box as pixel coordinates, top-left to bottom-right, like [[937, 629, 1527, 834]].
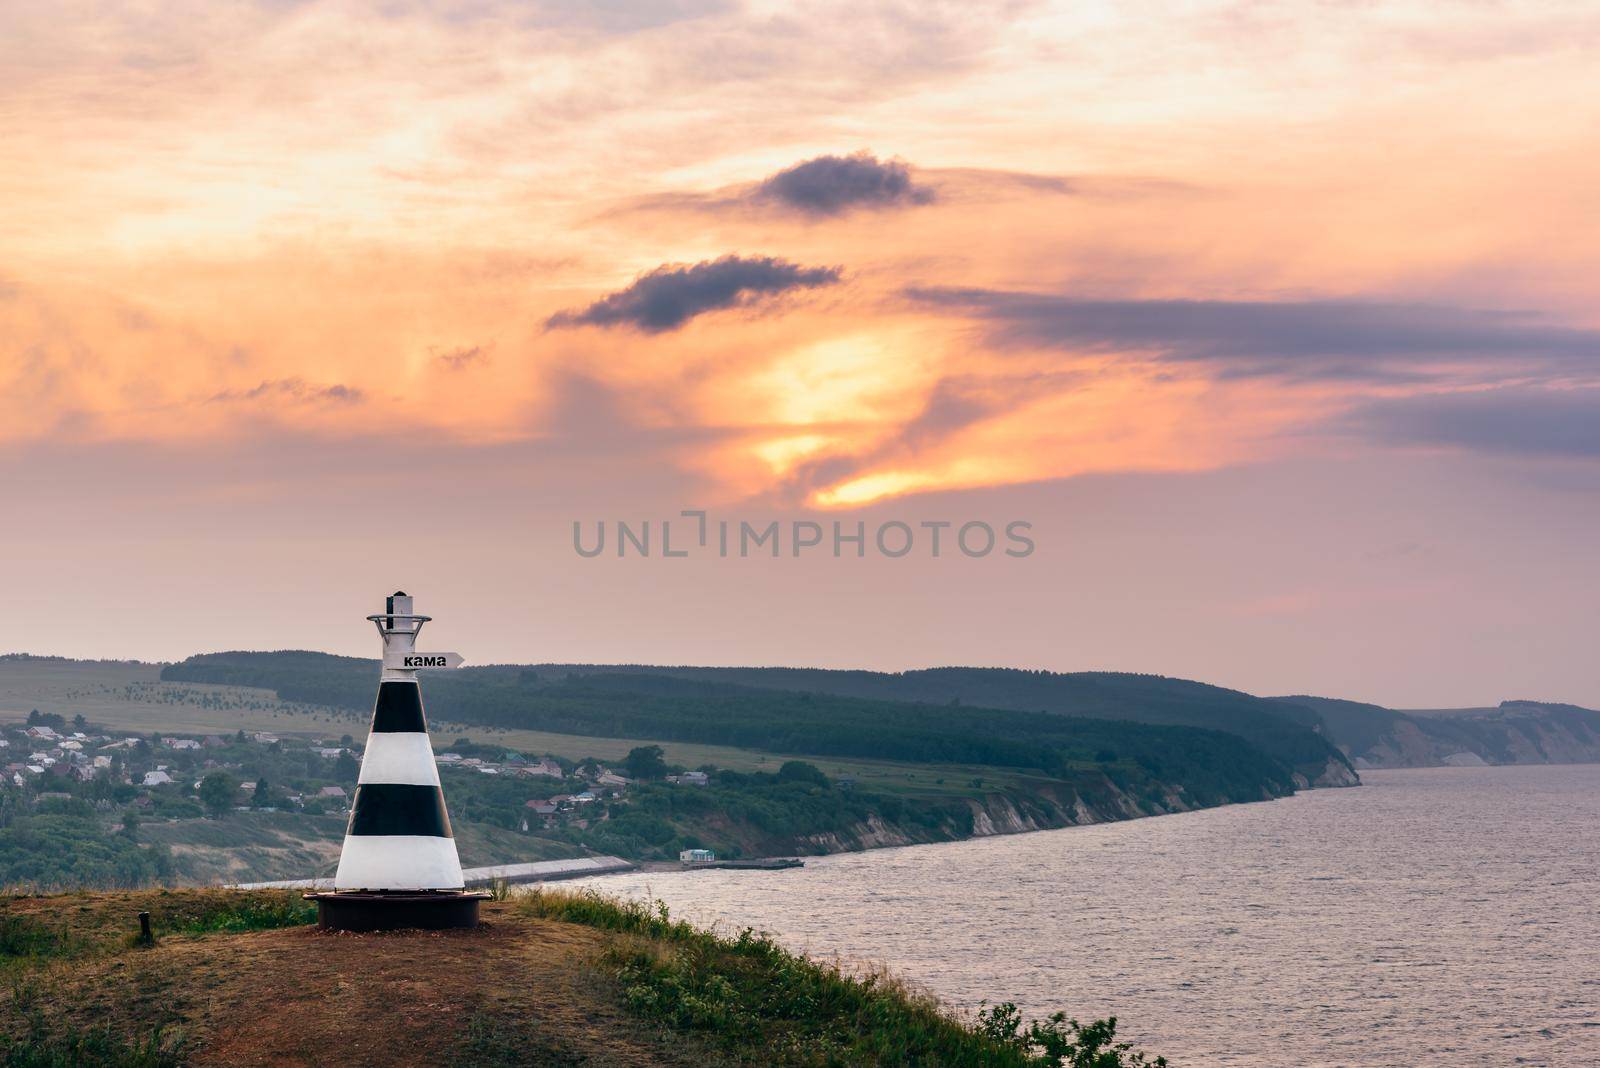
[[142, 770, 173, 786], [679, 848, 716, 865]]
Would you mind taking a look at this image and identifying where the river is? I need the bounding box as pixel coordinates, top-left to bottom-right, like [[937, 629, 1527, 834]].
[[563, 764, 1600, 1066]]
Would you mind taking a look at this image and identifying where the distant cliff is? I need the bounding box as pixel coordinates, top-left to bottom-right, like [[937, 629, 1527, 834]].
[[1271, 696, 1600, 769]]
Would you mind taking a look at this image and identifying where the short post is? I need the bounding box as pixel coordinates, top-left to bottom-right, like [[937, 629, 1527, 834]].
[[137, 911, 153, 946]]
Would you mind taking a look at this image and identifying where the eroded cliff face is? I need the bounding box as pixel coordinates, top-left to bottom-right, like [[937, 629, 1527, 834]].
[[792, 774, 1229, 856], [1293, 756, 1362, 789]]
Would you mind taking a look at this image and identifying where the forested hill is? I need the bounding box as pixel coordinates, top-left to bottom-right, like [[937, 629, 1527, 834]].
[[163, 652, 1308, 807], [509, 664, 1355, 785]]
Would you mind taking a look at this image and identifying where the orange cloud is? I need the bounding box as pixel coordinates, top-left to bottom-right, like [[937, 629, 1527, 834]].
[[2, 0, 1598, 515]]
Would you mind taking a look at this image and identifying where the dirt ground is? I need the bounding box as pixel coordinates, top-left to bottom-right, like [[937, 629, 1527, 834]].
[[3, 897, 709, 1066]]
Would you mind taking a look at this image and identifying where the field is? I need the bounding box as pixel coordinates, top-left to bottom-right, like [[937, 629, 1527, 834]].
[[0, 658, 362, 738]]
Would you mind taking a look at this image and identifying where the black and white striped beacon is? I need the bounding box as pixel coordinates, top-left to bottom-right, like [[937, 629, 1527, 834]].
[[306, 592, 489, 931]]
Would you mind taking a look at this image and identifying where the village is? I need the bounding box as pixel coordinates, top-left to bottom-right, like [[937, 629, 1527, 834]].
[[1, 708, 711, 843]]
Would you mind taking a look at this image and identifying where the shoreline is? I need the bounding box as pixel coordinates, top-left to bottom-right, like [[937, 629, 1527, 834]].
[[569, 781, 1343, 883], [578, 762, 1599, 885]]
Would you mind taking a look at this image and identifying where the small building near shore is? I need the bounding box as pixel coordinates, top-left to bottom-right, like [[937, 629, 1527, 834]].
[[679, 848, 716, 865]]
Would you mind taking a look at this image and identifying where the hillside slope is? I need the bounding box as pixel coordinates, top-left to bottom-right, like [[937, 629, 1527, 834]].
[[0, 889, 1161, 1066]]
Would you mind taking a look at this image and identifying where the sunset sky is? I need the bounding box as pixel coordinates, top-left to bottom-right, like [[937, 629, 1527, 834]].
[[3, 0, 1598, 706]]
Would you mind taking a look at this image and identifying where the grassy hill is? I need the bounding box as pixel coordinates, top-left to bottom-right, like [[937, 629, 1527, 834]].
[[0, 887, 1166, 1067]]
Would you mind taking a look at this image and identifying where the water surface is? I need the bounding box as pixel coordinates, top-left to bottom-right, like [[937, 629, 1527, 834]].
[[566, 765, 1600, 1066]]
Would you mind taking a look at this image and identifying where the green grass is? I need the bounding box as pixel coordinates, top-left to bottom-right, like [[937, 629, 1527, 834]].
[[153, 890, 315, 936], [454, 1007, 578, 1067], [2, 888, 316, 963], [0, 1019, 182, 1068], [519, 889, 1168, 1067], [0, 914, 81, 966], [2, 964, 183, 1066]]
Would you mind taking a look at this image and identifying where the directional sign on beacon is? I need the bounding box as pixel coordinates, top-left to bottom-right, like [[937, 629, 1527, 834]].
[[384, 651, 465, 670]]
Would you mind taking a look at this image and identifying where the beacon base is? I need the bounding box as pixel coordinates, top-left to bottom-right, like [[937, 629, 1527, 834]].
[[305, 890, 491, 932]]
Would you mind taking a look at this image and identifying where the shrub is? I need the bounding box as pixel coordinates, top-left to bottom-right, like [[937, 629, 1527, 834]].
[[776, 761, 828, 787]]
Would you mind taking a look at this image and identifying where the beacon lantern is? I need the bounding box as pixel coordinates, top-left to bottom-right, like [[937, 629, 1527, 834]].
[[306, 592, 488, 931]]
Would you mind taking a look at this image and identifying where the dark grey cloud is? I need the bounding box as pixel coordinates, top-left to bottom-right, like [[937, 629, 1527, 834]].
[[612, 156, 1185, 223], [909, 288, 1600, 380], [751, 152, 934, 216], [1345, 387, 1600, 459], [209, 378, 363, 405], [614, 152, 936, 220], [434, 344, 487, 370], [547, 255, 841, 333]]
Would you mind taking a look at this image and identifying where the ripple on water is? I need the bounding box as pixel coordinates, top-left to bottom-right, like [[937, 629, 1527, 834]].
[[563, 764, 1600, 1067]]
